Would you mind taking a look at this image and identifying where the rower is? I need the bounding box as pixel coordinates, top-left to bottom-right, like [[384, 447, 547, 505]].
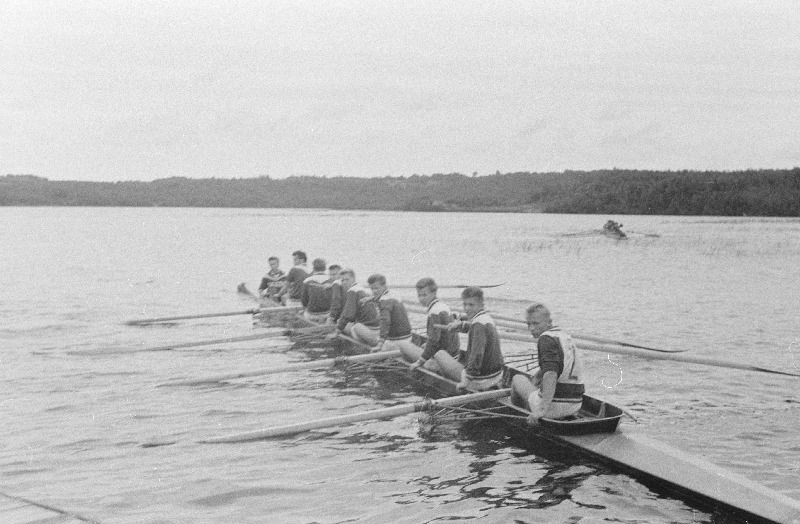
[[367, 274, 417, 354], [443, 286, 505, 391], [325, 264, 344, 326], [300, 258, 333, 324], [334, 269, 380, 346], [510, 302, 585, 425], [275, 250, 309, 306], [406, 278, 462, 382], [258, 256, 286, 304]]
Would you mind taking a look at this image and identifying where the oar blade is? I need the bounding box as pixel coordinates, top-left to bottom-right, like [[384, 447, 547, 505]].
[[237, 282, 259, 301]]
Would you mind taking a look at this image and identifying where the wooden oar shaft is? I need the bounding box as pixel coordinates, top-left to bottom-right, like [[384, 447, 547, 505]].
[[126, 309, 258, 325], [496, 331, 800, 377], [486, 312, 677, 352], [160, 349, 402, 387], [71, 330, 289, 356], [404, 300, 681, 353], [336, 333, 378, 352], [126, 305, 300, 325], [577, 340, 800, 377], [392, 283, 504, 289], [200, 388, 511, 443]]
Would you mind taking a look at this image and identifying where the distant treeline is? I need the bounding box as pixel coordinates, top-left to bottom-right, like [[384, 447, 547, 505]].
[[2, 169, 799, 216]]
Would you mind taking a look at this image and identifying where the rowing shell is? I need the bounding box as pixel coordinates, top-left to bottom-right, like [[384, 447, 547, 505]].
[[400, 357, 800, 523], [248, 306, 800, 520], [231, 329, 800, 522]]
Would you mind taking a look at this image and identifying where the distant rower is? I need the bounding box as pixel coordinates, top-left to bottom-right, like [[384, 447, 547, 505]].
[[301, 258, 334, 324], [276, 250, 309, 306], [258, 256, 286, 304]]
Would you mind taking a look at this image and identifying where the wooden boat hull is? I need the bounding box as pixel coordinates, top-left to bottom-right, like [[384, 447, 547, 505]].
[[602, 228, 627, 239], [398, 355, 800, 523], [560, 431, 800, 524], [254, 312, 800, 521]]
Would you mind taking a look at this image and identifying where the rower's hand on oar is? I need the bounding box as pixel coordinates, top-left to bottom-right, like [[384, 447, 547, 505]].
[[527, 404, 547, 426], [456, 370, 470, 391], [325, 330, 340, 341], [446, 320, 463, 331], [372, 339, 386, 353], [408, 359, 425, 371]]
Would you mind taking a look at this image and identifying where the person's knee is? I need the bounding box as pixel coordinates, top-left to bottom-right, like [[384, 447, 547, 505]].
[[423, 359, 442, 373], [511, 374, 529, 391], [399, 342, 422, 360], [352, 324, 378, 345]]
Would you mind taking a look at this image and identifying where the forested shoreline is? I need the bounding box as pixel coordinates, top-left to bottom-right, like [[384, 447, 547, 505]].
[[2, 169, 799, 216]]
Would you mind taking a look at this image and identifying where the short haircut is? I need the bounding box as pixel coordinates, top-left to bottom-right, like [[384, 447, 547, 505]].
[[367, 273, 386, 286], [415, 277, 438, 293], [292, 250, 307, 262], [526, 302, 551, 318], [461, 286, 484, 301], [328, 264, 341, 272], [312, 258, 326, 272], [268, 256, 279, 263], [338, 268, 355, 279]]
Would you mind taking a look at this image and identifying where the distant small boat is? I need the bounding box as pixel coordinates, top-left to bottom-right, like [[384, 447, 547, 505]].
[[602, 220, 627, 239]]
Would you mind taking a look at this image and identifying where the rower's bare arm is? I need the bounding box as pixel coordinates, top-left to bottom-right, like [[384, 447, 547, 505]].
[[538, 371, 558, 412]]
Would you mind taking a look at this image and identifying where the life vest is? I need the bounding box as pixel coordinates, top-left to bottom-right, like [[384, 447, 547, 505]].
[[540, 328, 585, 401]]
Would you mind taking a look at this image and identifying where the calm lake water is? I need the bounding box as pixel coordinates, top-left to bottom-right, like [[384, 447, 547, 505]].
[[1, 207, 798, 523]]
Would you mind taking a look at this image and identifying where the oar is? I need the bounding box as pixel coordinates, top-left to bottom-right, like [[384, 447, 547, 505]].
[[125, 305, 300, 326], [333, 333, 378, 352], [199, 388, 512, 443], [485, 311, 684, 353], [237, 282, 259, 301], [160, 349, 402, 387], [403, 300, 684, 354], [69, 330, 293, 356], [392, 283, 505, 289], [494, 330, 800, 378]]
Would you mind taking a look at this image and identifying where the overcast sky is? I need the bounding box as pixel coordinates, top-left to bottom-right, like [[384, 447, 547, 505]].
[[2, 1, 799, 181]]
